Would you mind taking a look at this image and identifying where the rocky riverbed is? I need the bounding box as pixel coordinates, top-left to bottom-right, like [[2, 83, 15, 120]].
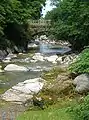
[[0, 41, 78, 119]]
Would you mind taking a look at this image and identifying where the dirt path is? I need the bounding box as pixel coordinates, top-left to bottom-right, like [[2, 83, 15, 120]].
[[0, 103, 26, 120]]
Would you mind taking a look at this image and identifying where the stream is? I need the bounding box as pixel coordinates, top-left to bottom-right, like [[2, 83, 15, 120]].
[[0, 42, 71, 119]]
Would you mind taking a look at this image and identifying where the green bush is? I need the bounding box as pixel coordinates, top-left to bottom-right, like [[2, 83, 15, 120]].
[[68, 95, 89, 120], [69, 48, 89, 74]]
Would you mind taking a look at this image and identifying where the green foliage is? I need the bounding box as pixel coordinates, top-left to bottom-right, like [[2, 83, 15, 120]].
[[68, 95, 89, 120], [17, 108, 72, 120], [0, 0, 46, 49], [69, 48, 89, 74], [45, 0, 89, 50]]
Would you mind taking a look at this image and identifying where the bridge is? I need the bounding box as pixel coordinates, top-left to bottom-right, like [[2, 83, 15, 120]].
[[27, 19, 51, 38], [28, 19, 51, 26]]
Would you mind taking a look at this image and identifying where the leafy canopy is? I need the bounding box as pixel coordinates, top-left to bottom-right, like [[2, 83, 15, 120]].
[[45, 0, 89, 50], [0, 0, 46, 49]]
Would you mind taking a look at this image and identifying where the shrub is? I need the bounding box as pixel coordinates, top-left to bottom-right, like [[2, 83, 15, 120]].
[[69, 48, 89, 74], [68, 95, 89, 120]]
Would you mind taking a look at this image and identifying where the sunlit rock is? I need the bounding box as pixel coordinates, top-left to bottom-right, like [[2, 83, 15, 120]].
[[32, 53, 44, 61], [4, 64, 29, 71], [1, 78, 44, 103], [45, 55, 58, 64], [7, 53, 17, 59], [28, 43, 39, 49]]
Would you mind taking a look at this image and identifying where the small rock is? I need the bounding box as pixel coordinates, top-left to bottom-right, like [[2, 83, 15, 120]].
[[32, 53, 44, 61], [7, 53, 17, 59], [45, 55, 58, 64], [30, 59, 37, 63], [2, 57, 11, 63], [19, 53, 23, 55], [28, 43, 39, 49], [56, 56, 63, 64]]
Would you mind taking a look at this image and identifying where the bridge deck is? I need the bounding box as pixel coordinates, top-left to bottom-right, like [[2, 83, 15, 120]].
[[28, 19, 51, 26]]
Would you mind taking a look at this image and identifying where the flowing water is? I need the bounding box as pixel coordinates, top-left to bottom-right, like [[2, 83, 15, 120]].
[[0, 42, 71, 119]]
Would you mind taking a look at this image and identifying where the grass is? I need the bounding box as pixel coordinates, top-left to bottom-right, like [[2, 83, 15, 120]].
[[17, 108, 73, 120], [0, 88, 8, 94], [16, 94, 83, 120]]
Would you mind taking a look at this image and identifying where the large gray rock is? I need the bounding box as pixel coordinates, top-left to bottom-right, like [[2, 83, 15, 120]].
[[4, 64, 29, 71], [1, 78, 44, 103], [73, 74, 89, 93]]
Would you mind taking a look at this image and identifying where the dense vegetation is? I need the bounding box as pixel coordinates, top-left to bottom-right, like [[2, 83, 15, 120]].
[[69, 48, 89, 74], [68, 48, 89, 120], [46, 0, 89, 51], [68, 95, 89, 120], [0, 0, 46, 51]]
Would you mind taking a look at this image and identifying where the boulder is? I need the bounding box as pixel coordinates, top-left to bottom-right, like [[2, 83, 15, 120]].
[[4, 64, 29, 72], [45, 73, 72, 95], [1, 78, 44, 103], [1, 89, 33, 103], [32, 53, 44, 61], [45, 55, 58, 64], [73, 74, 89, 93]]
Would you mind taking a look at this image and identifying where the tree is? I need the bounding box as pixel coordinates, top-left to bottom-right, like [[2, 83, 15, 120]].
[[0, 0, 46, 51], [45, 0, 89, 51]]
